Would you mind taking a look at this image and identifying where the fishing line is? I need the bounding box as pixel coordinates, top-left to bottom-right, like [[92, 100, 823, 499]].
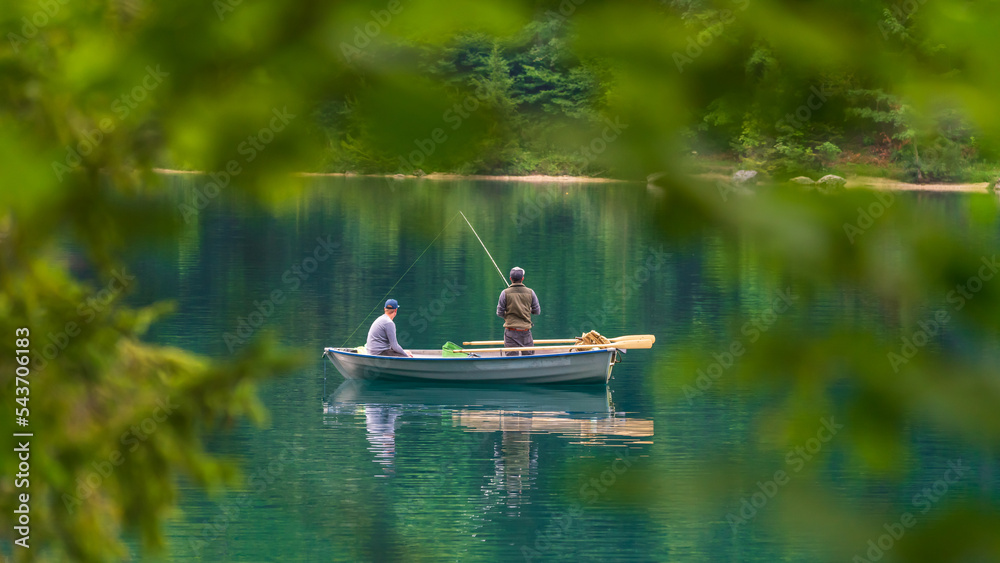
[[340, 211, 462, 347], [460, 211, 509, 288]]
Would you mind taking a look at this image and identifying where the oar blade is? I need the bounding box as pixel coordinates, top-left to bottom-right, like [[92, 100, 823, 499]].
[[610, 334, 655, 343], [609, 338, 653, 349]]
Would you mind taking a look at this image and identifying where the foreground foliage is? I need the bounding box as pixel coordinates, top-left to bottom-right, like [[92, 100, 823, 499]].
[[1, 0, 1000, 560]]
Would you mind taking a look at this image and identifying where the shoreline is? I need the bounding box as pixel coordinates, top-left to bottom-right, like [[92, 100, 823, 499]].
[[154, 168, 626, 184], [153, 168, 992, 192], [691, 172, 992, 193], [295, 171, 627, 183]]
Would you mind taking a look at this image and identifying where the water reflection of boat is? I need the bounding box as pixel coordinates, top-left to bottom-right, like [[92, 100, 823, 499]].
[[326, 380, 654, 446], [324, 380, 654, 511], [326, 380, 613, 414]]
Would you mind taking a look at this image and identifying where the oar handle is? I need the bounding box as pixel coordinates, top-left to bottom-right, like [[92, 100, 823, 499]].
[[456, 343, 627, 353], [463, 339, 578, 345], [462, 334, 654, 346]]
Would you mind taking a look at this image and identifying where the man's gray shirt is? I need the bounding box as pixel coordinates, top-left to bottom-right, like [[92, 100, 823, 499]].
[[366, 314, 406, 355]]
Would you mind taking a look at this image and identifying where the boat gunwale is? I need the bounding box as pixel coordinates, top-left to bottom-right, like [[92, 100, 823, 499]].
[[323, 347, 618, 362]]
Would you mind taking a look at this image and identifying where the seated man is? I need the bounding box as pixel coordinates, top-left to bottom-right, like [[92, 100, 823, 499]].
[[366, 299, 413, 357]]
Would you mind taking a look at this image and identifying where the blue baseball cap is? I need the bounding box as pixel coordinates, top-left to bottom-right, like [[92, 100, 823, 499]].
[[385, 299, 399, 309]]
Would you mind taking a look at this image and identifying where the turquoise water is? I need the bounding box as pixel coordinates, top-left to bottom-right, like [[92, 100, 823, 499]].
[[130, 177, 993, 562]]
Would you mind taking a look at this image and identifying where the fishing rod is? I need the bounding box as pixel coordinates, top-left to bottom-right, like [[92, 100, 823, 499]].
[[340, 210, 508, 348], [339, 212, 462, 347], [459, 211, 509, 288]]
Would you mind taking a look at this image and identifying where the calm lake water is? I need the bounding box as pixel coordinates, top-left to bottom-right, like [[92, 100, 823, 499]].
[[129, 176, 993, 562]]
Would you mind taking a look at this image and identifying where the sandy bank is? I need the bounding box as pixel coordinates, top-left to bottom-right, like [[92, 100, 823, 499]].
[[696, 172, 992, 193], [846, 176, 991, 193]]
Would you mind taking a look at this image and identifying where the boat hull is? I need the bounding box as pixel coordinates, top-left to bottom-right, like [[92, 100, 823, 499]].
[[323, 348, 616, 385]]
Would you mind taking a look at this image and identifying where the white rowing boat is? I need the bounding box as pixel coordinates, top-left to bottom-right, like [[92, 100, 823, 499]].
[[323, 346, 623, 385]]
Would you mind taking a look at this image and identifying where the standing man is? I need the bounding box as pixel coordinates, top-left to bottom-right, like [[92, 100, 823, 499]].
[[366, 299, 414, 357], [497, 267, 541, 356]]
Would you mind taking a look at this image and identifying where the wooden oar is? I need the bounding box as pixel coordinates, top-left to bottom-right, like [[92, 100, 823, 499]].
[[462, 334, 655, 346], [454, 339, 653, 354]]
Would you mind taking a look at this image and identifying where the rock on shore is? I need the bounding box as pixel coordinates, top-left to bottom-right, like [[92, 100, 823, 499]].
[[816, 174, 846, 193]]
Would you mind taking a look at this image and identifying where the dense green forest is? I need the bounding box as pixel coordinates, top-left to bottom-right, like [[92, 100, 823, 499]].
[[315, 17, 611, 176], [316, 3, 998, 182]]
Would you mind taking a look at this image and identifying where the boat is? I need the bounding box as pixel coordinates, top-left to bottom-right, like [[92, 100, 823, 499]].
[[322, 346, 623, 385]]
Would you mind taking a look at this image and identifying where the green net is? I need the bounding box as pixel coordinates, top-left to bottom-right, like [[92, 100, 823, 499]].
[[441, 341, 465, 357]]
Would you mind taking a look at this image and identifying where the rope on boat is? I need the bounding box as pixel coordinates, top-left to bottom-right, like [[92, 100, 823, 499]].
[[340, 211, 462, 347]]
